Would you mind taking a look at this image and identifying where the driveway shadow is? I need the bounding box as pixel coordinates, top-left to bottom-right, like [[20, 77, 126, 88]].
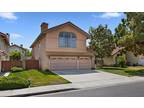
[[53, 70, 99, 75]]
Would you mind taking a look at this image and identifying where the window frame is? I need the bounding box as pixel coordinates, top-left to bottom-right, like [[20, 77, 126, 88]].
[[58, 32, 77, 48]]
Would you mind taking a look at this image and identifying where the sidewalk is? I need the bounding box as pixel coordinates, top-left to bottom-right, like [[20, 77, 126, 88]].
[[0, 84, 75, 97], [0, 74, 144, 96]]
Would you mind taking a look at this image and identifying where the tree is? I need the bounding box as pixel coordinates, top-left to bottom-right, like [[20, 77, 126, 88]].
[[117, 12, 144, 56], [9, 50, 21, 61], [89, 25, 115, 66], [25, 49, 32, 57], [114, 18, 129, 45]]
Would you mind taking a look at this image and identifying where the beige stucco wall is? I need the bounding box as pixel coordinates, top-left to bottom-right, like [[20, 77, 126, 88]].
[[32, 36, 49, 70], [45, 25, 87, 53], [126, 52, 144, 66], [138, 55, 144, 65], [126, 51, 140, 65], [0, 36, 8, 51], [0, 36, 9, 61], [32, 24, 94, 70], [103, 55, 116, 66]]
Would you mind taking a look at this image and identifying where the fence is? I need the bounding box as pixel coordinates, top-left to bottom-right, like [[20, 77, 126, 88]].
[[1, 60, 39, 72], [25, 60, 39, 70]]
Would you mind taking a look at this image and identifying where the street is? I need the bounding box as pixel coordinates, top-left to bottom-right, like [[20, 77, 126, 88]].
[[32, 81, 144, 97]]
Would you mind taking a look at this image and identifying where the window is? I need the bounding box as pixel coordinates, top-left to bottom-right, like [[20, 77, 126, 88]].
[[59, 32, 76, 48]]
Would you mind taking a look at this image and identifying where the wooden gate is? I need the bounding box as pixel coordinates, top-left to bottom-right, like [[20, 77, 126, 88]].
[[25, 60, 39, 70]]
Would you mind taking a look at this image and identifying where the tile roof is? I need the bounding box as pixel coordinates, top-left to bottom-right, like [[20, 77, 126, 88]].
[[111, 47, 125, 55]]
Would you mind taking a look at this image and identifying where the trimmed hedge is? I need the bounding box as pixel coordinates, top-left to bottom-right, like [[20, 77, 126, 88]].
[[11, 67, 24, 72], [0, 76, 30, 90]]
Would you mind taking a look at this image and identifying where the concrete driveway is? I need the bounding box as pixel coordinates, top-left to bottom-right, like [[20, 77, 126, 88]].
[[52, 69, 127, 83]]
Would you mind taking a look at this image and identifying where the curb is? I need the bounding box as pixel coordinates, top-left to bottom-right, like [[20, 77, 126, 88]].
[[9, 88, 77, 97]]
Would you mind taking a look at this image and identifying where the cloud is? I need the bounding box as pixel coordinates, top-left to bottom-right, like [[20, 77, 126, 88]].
[[10, 33, 24, 39], [101, 12, 122, 18], [0, 12, 17, 20], [92, 12, 122, 19]]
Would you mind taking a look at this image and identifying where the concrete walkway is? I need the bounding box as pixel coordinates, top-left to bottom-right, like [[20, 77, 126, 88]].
[[0, 72, 10, 77], [0, 70, 144, 96]]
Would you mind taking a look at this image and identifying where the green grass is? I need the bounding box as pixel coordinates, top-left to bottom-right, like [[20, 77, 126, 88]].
[[8, 70, 70, 87], [97, 66, 144, 77]]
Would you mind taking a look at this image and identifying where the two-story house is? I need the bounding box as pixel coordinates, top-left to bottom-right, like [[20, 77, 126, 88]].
[[0, 32, 10, 61], [30, 22, 95, 70]]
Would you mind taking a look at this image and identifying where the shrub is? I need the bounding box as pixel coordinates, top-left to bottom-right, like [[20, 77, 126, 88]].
[[11, 67, 24, 72], [113, 64, 119, 67], [117, 55, 126, 68], [0, 76, 30, 90], [44, 69, 50, 72], [9, 50, 21, 61], [125, 69, 144, 76], [133, 63, 139, 66]]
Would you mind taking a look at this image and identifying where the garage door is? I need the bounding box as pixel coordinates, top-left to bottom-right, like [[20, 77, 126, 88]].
[[50, 56, 77, 70], [79, 57, 91, 69]]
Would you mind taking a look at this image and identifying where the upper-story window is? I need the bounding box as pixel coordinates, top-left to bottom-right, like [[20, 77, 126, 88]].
[[59, 32, 76, 48]]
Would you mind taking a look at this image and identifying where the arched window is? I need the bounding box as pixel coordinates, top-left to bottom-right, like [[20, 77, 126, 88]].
[[59, 32, 76, 48]]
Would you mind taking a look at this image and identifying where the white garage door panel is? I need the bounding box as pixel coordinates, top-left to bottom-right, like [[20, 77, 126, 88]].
[[79, 57, 91, 69], [50, 56, 77, 70]]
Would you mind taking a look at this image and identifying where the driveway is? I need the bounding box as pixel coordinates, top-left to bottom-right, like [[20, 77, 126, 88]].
[[52, 69, 128, 83]]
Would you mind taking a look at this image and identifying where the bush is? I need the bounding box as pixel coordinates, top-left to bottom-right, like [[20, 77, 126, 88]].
[[125, 69, 144, 76], [0, 76, 30, 90], [133, 63, 139, 66], [117, 55, 126, 68], [113, 64, 119, 67], [11, 67, 24, 72], [44, 69, 51, 72]]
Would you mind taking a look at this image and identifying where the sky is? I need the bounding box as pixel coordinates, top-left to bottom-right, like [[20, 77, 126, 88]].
[[0, 12, 125, 49]]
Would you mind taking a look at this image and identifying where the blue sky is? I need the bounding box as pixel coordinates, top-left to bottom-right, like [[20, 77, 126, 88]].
[[0, 12, 125, 49]]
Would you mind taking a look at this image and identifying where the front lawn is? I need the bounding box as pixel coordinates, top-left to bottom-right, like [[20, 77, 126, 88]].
[[97, 66, 144, 77], [8, 69, 70, 87]]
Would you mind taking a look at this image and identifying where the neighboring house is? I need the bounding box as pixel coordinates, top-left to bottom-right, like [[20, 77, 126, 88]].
[[0, 32, 10, 61], [30, 22, 95, 70], [126, 52, 144, 66], [103, 47, 125, 66], [8, 44, 27, 60], [103, 47, 144, 66]]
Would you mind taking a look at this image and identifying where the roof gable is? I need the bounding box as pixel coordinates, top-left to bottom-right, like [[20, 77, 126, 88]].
[[44, 22, 89, 37], [30, 22, 90, 48], [9, 44, 26, 51]]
